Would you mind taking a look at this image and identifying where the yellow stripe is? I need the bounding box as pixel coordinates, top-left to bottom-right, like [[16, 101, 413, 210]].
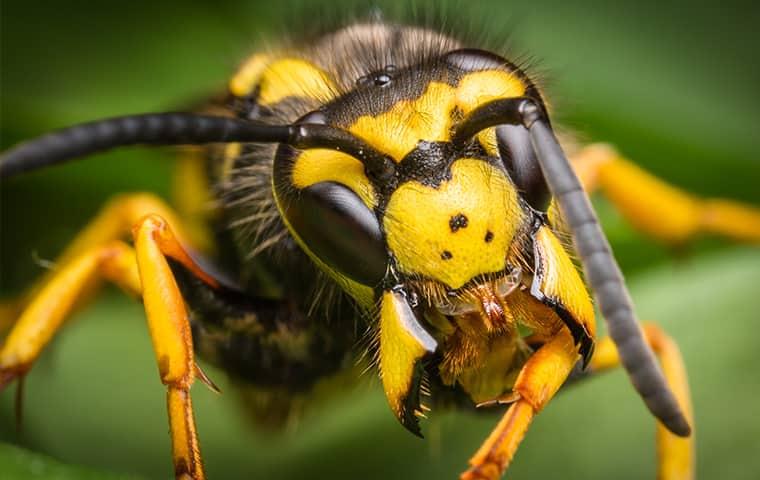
[[379, 290, 431, 418], [456, 70, 526, 111], [457, 70, 526, 157], [349, 81, 456, 161], [534, 226, 595, 337], [291, 149, 378, 208], [347, 69, 526, 161]]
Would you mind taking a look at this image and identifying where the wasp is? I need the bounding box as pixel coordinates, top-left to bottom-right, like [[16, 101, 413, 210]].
[[2, 9, 760, 480]]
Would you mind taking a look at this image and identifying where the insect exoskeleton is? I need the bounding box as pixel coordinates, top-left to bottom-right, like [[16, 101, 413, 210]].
[[230, 28, 599, 438], [8, 11, 760, 480]]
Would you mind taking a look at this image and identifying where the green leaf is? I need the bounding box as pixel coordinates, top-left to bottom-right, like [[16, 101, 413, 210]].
[[0, 443, 139, 480]]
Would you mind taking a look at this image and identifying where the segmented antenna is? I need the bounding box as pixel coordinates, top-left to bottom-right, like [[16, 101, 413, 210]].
[[454, 97, 691, 437], [0, 112, 394, 180]]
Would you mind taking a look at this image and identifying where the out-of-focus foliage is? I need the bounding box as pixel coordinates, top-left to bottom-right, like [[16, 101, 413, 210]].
[[1, 0, 759, 479], [0, 444, 137, 480], [2, 251, 760, 479]]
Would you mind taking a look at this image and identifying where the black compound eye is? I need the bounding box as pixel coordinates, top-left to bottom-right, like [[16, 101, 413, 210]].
[[444, 48, 509, 72], [282, 181, 387, 286], [497, 124, 551, 211]]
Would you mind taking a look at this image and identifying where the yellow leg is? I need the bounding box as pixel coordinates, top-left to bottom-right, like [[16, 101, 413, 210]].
[[133, 215, 216, 478], [0, 242, 140, 381], [53, 192, 193, 273], [0, 192, 194, 332], [461, 330, 579, 480], [0, 214, 216, 479], [571, 144, 760, 244], [3, 192, 192, 311], [590, 323, 694, 480]]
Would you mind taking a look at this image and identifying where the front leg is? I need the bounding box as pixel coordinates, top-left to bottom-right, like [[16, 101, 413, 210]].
[[460, 329, 579, 480], [0, 215, 213, 479]]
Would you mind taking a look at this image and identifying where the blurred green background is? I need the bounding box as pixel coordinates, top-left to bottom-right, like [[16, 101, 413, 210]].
[[1, 0, 759, 479]]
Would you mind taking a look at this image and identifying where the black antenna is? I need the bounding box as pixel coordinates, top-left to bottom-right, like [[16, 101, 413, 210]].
[[0, 112, 394, 180], [454, 97, 691, 437]]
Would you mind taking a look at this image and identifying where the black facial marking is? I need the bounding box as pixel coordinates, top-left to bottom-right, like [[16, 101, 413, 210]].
[[441, 250, 453, 260], [449, 213, 469, 232], [484, 231, 494, 243], [394, 141, 454, 189]]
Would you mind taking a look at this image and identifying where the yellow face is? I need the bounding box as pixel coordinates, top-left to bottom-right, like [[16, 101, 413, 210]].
[[252, 52, 532, 301], [383, 159, 524, 290]]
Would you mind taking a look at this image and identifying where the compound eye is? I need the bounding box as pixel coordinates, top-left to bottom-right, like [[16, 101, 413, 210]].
[[282, 181, 388, 286], [444, 48, 510, 72], [497, 124, 551, 210]]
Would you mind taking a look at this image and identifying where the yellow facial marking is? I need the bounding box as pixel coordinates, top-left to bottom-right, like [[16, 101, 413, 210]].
[[291, 149, 378, 208], [534, 226, 596, 337], [456, 70, 526, 110], [458, 70, 526, 157], [379, 290, 436, 418], [230, 54, 337, 106], [384, 159, 522, 289], [349, 82, 457, 161], [347, 69, 526, 161]]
